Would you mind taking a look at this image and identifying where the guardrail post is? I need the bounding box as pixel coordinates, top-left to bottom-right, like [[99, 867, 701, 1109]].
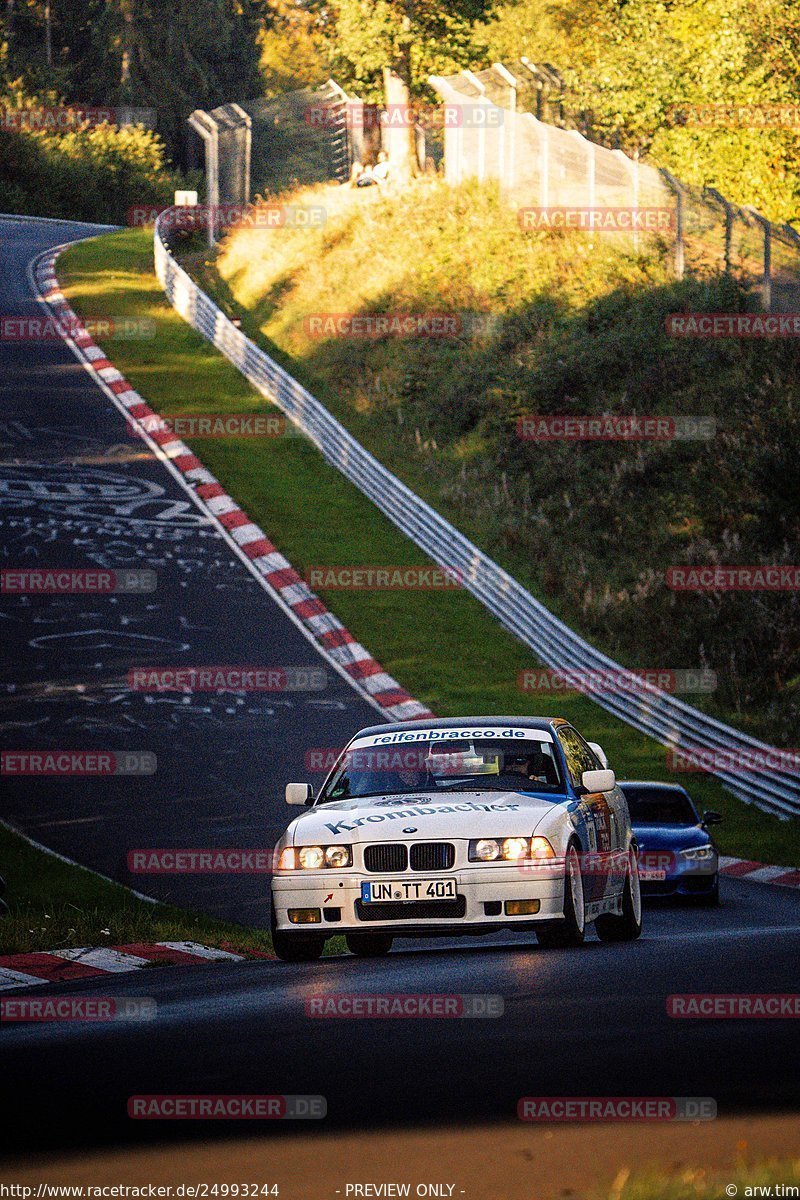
[[660, 168, 685, 279]]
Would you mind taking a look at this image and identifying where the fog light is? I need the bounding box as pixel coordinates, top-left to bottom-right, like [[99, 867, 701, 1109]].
[[288, 907, 321, 924], [504, 899, 540, 916]]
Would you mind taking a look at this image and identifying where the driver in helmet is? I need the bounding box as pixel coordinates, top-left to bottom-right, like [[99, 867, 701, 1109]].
[[505, 749, 552, 785]]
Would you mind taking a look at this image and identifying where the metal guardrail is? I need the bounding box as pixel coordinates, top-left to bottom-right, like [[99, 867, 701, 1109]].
[[154, 215, 800, 818]]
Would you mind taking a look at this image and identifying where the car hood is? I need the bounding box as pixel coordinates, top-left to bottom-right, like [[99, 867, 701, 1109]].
[[289, 790, 566, 843], [632, 822, 713, 850]]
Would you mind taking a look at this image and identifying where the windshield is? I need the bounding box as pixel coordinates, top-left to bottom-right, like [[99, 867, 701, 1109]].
[[318, 736, 565, 803], [622, 786, 697, 825]]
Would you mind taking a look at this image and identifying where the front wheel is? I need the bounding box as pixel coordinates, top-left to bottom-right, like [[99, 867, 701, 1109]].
[[536, 842, 586, 948], [595, 847, 643, 942], [346, 933, 394, 958]]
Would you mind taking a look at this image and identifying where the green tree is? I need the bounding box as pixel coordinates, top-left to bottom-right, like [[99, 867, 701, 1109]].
[[477, 0, 800, 221], [326, 0, 490, 101]]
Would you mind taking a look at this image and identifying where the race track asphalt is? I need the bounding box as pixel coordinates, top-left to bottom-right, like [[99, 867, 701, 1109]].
[[0, 215, 380, 927]]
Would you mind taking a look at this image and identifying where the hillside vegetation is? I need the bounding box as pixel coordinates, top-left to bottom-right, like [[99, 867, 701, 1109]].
[[209, 179, 799, 744]]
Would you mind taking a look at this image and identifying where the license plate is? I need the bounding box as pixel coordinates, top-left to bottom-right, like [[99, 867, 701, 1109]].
[[361, 878, 458, 903], [640, 869, 667, 881]]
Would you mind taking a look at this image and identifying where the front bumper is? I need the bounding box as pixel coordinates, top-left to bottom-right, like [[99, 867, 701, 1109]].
[[271, 865, 566, 936], [640, 856, 718, 899]]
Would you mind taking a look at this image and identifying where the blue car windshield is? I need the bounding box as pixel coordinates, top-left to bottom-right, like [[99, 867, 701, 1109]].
[[622, 786, 697, 825], [319, 737, 565, 803]]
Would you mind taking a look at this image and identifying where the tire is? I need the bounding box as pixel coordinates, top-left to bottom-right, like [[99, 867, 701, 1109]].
[[270, 904, 325, 962], [595, 846, 643, 942], [346, 933, 394, 958], [536, 842, 586, 948]]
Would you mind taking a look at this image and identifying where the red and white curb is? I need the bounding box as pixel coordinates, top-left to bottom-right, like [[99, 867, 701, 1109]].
[[0, 941, 273, 992], [719, 856, 800, 888], [32, 249, 434, 726]]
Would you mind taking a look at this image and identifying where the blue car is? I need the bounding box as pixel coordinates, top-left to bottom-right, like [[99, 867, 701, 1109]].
[[619, 781, 721, 906]]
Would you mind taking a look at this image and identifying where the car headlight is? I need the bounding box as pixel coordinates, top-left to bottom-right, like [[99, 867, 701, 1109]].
[[277, 845, 352, 870], [680, 845, 715, 861], [469, 836, 554, 862]]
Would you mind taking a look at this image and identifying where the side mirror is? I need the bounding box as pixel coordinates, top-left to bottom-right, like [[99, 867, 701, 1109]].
[[587, 741, 609, 769], [582, 768, 616, 794], [286, 782, 314, 806], [702, 809, 722, 825]]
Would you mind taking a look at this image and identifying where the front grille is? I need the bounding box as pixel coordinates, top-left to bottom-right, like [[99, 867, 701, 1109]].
[[410, 842, 455, 871], [356, 896, 466, 922], [364, 843, 408, 873]]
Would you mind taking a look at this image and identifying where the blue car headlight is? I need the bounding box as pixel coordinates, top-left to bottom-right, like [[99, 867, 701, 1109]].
[[679, 845, 715, 861]]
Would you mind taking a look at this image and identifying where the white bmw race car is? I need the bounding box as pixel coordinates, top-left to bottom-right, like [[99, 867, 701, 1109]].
[[271, 716, 642, 960]]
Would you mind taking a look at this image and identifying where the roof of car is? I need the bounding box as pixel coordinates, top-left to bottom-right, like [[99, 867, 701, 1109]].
[[352, 715, 565, 740]]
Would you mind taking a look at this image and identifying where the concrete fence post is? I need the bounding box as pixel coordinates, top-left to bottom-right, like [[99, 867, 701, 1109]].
[[188, 109, 219, 248], [492, 63, 518, 191]]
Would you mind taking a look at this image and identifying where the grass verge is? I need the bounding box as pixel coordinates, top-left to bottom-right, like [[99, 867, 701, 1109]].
[[0, 823, 272, 957], [55, 224, 800, 868]]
